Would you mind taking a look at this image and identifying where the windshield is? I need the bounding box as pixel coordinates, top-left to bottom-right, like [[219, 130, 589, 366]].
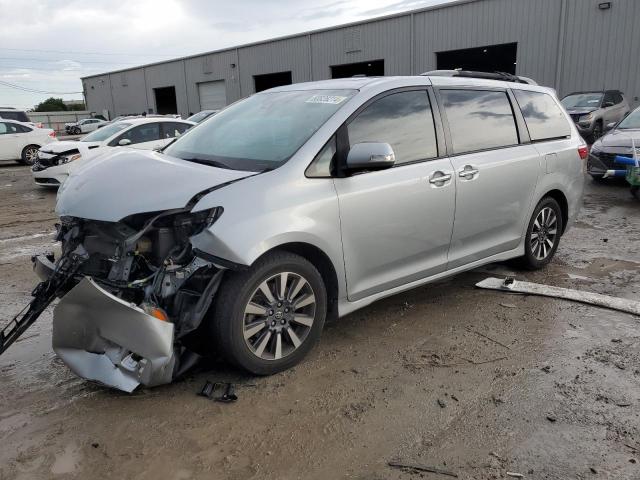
[[186, 111, 215, 123], [81, 122, 130, 142], [164, 89, 356, 171], [561, 93, 603, 109], [618, 109, 640, 130]]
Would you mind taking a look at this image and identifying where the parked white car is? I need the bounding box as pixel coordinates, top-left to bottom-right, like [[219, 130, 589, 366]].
[[64, 118, 108, 135], [33, 117, 194, 186], [0, 119, 57, 165]]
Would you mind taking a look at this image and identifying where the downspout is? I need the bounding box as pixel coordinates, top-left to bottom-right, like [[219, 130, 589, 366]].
[[236, 48, 242, 98], [182, 59, 189, 117], [410, 13, 415, 75], [143, 67, 150, 114], [107, 75, 116, 119], [554, 0, 568, 93]]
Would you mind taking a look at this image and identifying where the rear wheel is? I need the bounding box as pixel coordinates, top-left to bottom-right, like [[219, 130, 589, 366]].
[[517, 197, 563, 270], [208, 251, 327, 375], [20, 145, 39, 165]]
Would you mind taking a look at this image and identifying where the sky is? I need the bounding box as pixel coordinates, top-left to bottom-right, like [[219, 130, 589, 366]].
[[0, 0, 450, 110]]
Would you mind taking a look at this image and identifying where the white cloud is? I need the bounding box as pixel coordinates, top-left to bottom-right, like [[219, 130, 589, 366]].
[[0, 0, 447, 109]]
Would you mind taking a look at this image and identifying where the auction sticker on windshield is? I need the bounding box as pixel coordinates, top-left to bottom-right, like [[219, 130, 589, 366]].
[[305, 95, 348, 104]]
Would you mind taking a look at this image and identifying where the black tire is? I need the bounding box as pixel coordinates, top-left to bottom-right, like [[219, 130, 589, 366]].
[[208, 251, 327, 375], [20, 145, 40, 165], [73, 127, 80, 135], [631, 186, 640, 201], [589, 121, 603, 143], [517, 197, 564, 270]]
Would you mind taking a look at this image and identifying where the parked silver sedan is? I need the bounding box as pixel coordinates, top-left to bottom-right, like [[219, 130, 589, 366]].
[[31, 75, 584, 391]]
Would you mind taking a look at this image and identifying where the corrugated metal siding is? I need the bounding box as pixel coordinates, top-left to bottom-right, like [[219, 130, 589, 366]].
[[238, 37, 311, 95], [310, 16, 411, 79], [413, 0, 562, 87], [184, 50, 240, 113], [560, 0, 640, 106], [109, 68, 147, 115], [83, 76, 115, 118], [83, 0, 640, 115]]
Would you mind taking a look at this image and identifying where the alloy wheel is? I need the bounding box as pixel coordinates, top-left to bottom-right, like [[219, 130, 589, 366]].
[[242, 272, 316, 361], [530, 206, 558, 261], [24, 147, 38, 165]]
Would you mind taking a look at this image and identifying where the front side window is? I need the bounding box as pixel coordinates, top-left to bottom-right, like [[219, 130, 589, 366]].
[[111, 123, 161, 145], [0, 122, 8, 134], [603, 92, 616, 106], [164, 89, 356, 171], [513, 90, 571, 141], [347, 90, 438, 164], [441, 89, 519, 154]]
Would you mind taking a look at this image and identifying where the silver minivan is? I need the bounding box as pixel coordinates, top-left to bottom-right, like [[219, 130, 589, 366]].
[[30, 75, 585, 391]]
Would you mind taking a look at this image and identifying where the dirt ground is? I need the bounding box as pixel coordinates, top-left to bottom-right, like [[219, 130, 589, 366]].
[[0, 162, 639, 480]]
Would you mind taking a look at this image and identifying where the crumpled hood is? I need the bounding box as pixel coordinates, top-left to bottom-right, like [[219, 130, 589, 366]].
[[565, 108, 597, 116], [40, 140, 102, 156], [56, 149, 256, 222], [597, 128, 640, 148]]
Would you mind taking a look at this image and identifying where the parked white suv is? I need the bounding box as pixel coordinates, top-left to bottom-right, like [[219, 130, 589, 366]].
[[27, 75, 585, 392], [0, 120, 57, 164], [33, 118, 194, 186]]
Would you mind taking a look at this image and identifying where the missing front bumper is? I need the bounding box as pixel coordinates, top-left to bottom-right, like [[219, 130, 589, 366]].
[[53, 277, 176, 392]]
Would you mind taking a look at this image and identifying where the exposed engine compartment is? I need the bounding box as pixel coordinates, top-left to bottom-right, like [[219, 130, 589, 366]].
[[55, 206, 225, 338]]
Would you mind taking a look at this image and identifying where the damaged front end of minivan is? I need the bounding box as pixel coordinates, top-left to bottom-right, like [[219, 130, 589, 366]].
[[29, 206, 227, 392], [28, 206, 231, 391]]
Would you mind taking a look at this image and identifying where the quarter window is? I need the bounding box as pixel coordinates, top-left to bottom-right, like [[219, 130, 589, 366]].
[[306, 136, 336, 177], [513, 90, 571, 142], [440, 89, 519, 155], [347, 90, 438, 165]]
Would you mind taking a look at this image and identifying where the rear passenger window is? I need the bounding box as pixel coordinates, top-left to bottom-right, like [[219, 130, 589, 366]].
[[347, 90, 438, 165], [513, 90, 571, 142], [440, 90, 519, 154]]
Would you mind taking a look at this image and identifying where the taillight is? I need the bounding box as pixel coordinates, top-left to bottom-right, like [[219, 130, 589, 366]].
[[48, 131, 56, 138], [578, 145, 588, 160]]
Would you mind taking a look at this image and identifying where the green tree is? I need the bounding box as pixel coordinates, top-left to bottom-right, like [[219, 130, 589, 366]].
[[33, 97, 67, 112]]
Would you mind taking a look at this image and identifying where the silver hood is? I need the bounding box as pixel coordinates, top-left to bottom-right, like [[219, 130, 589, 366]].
[[56, 149, 256, 222]]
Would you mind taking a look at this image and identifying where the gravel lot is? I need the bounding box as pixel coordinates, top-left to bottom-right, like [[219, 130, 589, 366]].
[[0, 163, 639, 479]]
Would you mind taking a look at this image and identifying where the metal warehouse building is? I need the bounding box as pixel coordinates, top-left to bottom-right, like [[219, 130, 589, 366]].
[[82, 0, 640, 118]]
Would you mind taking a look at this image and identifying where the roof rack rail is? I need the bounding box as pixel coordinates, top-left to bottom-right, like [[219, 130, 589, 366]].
[[420, 70, 538, 85]]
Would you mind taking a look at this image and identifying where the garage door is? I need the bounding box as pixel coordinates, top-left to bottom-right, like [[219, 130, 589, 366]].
[[198, 80, 226, 110]]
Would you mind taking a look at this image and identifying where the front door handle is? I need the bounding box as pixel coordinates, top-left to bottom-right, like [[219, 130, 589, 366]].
[[458, 165, 479, 179], [429, 171, 452, 186]]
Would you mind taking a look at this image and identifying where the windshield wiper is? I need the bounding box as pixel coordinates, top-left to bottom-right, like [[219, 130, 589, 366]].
[[179, 157, 231, 169]]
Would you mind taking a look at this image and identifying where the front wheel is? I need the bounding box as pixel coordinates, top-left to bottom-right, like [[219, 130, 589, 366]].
[[208, 251, 327, 375], [517, 197, 563, 270]]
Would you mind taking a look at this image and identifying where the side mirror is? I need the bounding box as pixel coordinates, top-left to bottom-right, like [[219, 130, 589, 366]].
[[603, 101, 615, 108], [118, 138, 132, 146], [605, 121, 616, 131], [346, 142, 395, 171]]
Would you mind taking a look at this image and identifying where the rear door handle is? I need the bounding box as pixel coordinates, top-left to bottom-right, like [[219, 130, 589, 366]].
[[429, 171, 452, 186], [458, 165, 479, 179]]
